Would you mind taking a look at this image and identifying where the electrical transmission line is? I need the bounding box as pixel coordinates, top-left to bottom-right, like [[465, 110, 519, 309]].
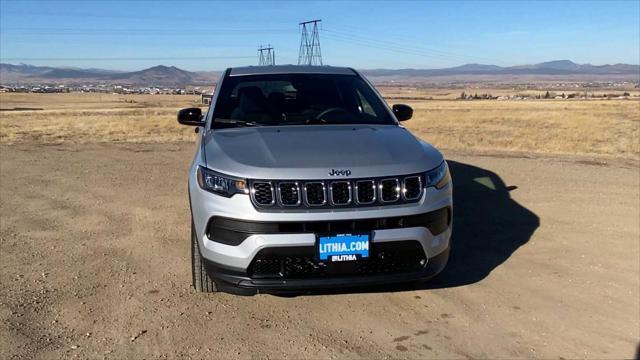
[[258, 45, 275, 66], [321, 28, 502, 64], [1, 55, 255, 61], [298, 19, 323, 66]]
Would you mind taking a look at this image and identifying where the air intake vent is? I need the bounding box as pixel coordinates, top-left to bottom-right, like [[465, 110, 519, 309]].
[[380, 178, 400, 203], [252, 182, 275, 206], [330, 181, 352, 205], [277, 182, 300, 206], [304, 182, 326, 206], [355, 180, 376, 204], [252, 259, 282, 278], [403, 176, 422, 200]]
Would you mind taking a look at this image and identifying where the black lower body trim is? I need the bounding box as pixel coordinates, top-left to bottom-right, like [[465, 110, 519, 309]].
[[249, 240, 427, 279], [206, 207, 451, 246], [203, 246, 450, 295]]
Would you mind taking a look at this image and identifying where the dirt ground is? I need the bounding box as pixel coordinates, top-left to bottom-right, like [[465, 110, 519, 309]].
[[0, 142, 638, 359]]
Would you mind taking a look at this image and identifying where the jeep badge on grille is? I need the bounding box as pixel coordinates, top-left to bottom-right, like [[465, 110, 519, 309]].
[[328, 169, 352, 177]]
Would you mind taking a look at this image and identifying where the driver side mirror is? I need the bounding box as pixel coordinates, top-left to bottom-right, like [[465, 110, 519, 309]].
[[177, 108, 204, 126], [392, 104, 413, 122]]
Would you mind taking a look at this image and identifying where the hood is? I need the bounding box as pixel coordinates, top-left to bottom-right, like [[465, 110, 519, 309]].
[[203, 124, 443, 179]]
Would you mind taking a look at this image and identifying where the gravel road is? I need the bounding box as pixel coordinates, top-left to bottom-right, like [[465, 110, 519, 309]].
[[1, 143, 638, 359]]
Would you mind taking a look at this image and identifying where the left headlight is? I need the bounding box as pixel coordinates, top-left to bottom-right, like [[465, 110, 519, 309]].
[[425, 161, 451, 189], [196, 166, 249, 197]]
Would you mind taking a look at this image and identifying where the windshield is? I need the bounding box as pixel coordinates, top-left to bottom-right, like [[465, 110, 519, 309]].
[[211, 73, 394, 128]]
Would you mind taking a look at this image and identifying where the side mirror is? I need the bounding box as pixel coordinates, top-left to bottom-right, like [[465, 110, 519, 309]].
[[177, 108, 204, 126], [392, 104, 413, 122]]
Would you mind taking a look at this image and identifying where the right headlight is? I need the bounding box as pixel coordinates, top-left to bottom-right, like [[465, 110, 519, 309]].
[[196, 166, 248, 197], [425, 161, 450, 189]]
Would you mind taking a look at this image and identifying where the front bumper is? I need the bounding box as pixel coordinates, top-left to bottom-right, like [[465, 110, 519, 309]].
[[189, 171, 453, 292]]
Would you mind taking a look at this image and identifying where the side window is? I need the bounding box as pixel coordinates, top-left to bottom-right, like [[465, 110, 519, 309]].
[[356, 89, 376, 116]]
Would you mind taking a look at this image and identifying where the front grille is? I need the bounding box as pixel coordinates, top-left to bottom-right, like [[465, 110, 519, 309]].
[[277, 182, 300, 206], [380, 178, 400, 202], [248, 241, 426, 279], [252, 182, 275, 206], [304, 182, 326, 206], [355, 180, 376, 204], [250, 173, 423, 209], [330, 181, 351, 205]]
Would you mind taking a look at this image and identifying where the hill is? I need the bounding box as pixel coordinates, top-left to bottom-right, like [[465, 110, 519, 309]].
[[0, 63, 56, 83], [0, 64, 216, 86], [106, 65, 200, 85]]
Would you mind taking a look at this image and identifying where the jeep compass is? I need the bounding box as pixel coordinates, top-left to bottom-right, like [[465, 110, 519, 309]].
[[178, 65, 452, 294]]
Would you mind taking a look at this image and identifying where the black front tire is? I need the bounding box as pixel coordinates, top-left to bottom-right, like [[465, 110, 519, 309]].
[[191, 221, 218, 293]]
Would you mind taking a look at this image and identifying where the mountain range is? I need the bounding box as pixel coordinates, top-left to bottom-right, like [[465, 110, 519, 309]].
[[1, 60, 638, 86], [361, 60, 639, 77]]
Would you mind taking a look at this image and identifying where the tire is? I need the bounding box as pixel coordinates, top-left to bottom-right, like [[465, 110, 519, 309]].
[[191, 221, 218, 293]]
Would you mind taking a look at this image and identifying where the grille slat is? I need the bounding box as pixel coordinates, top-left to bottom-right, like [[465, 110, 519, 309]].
[[403, 176, 422, 200], [277, 182, 300, 206], [330, 181, 352, 205], [380, 178, 401, 203], [303, 182, 326, 206], [252, 182, 275, 206], [355, 180, 376, 204]]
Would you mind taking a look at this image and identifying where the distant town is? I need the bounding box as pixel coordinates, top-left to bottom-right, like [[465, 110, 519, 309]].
[[0, 83, 214, 95], [2, 81, 638, 104]]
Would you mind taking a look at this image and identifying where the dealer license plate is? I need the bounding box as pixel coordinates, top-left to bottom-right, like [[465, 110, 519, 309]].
[[317, 233, 370, 262]]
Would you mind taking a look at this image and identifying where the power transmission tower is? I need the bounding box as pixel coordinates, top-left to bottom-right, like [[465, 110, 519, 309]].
[[298, 20, 322, 66], [258, 45, 275, 66]]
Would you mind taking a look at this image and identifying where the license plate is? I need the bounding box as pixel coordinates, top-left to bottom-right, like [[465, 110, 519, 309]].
[[317, 233, 370, 262]]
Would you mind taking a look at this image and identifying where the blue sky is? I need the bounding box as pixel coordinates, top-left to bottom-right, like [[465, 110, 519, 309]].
[[1, 0, 638, 71]]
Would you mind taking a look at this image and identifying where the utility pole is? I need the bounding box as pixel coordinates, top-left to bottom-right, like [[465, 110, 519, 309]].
[[258, 45, 275, 66], [298, 19, 322, 66]]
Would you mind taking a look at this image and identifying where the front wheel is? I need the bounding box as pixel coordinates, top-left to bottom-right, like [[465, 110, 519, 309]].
[[191, 221, 218, 293]]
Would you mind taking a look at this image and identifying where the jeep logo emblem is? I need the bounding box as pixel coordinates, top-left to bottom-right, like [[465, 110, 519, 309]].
[[328, 169, 352, 177]]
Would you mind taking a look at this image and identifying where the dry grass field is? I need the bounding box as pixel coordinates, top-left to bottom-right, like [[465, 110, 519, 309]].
[[0, 93, 201, 144], [404, 100, 639, 159], [1, 92, 639, 159]]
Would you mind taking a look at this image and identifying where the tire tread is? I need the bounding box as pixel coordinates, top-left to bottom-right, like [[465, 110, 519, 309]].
[[191, 222, 217, 293]]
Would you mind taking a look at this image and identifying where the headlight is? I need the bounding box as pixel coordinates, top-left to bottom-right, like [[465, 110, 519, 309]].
[[425, 161, 450, 189], [196, 166, 248, 197]]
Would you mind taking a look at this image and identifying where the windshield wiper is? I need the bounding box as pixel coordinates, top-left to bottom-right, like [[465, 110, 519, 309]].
[[214, 118, 262, 127], [284, 120, 371, 126]]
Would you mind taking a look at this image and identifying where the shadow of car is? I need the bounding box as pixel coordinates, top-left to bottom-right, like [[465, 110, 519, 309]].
[[267, 160, 540, 296], [423, 160, 540, 289]]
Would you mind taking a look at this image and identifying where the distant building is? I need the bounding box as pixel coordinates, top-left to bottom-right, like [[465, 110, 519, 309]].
[[201, 94, 213, 105]]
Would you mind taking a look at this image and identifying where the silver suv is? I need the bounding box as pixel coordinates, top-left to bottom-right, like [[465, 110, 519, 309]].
[[178, 65, 452, 294]]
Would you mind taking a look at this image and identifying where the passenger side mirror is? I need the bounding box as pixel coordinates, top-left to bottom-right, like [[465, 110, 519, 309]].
[[392, 104, 413, 122], [177, 108, 204, 126]]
